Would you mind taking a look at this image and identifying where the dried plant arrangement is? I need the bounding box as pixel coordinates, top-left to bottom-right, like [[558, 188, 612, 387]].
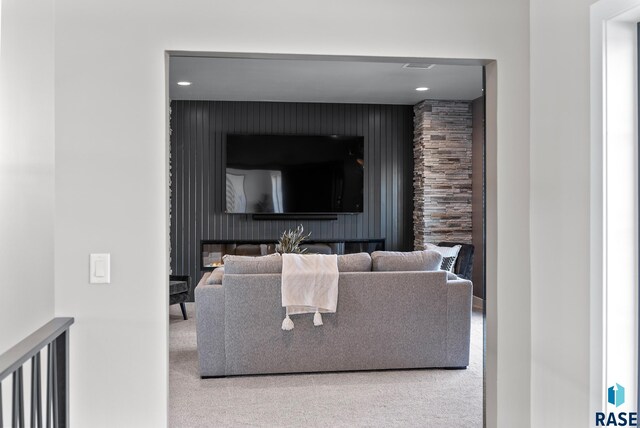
[[276, 225, 311, 254]]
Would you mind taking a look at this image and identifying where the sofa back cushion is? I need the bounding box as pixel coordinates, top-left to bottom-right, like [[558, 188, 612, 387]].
[[371, 250, 442, 272], [337, 252, 372, 272], [223, 253, 282, 274], [223, 252, 373, 274]]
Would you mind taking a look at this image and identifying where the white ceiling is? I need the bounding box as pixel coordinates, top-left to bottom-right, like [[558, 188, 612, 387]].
[[169, 56, 483, 105]]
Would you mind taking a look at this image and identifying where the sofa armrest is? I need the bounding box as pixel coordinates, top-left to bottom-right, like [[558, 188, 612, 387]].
[[196, 271, 212, 288], [195, 282, 226, 377], [446, 279, 472, 367]]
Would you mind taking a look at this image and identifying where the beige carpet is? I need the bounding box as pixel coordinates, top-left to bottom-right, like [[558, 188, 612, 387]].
[[170, 302, 483, 427]]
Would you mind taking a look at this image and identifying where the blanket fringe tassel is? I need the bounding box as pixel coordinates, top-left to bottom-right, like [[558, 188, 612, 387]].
[[282, 315, 294, 331], [313, 311, 323, 326]]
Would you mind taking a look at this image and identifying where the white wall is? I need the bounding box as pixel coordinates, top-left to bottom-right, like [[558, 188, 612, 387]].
[[0, 0, 55, 353], [530, 0, 597, 425], [53, 0, 531, 426], [0, 1, 56, 421], [2, 0, 609, 426]]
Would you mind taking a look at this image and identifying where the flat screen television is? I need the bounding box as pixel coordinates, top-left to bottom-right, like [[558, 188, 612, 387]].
[[225, 134, 364, 214]]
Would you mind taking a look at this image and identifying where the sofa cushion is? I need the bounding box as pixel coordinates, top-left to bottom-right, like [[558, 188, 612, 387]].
[[426, 243, 462, 273], [223, 253, 282, 274], [337, 252, 372, 272], [169, 280, 189, 295], [205, 267, 225, 285], [371, 250, 442, 272]]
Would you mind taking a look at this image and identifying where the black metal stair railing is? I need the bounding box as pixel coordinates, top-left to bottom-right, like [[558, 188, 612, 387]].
[[0, 318, 74, 428]]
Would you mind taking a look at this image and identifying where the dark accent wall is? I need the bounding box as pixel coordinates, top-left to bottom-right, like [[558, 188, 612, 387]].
[[170, 100, 414, 297]]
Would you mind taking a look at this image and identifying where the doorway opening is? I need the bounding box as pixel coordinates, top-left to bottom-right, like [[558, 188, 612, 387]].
[[166, 52, 492, 426]]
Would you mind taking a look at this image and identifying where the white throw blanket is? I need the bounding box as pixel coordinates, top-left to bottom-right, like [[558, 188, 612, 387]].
[[281, 253, 339, 330]]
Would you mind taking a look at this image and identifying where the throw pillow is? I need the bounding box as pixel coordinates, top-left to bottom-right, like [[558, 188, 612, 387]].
[[223, 253, 282, 274], [205, 267, 224, 285], [426, 243, 462, 273], [441, 257, 456, 272], [370, 250, 442, 272], [337, 253, 372, 272]]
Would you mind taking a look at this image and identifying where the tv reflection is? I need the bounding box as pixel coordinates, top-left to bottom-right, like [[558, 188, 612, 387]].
[[226, 168, 283, 213]]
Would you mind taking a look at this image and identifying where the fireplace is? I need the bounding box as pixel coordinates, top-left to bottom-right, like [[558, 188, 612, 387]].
[[200, 239, 385, 271]]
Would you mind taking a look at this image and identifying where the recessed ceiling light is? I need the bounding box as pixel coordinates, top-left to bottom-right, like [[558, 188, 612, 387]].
[[403, 63, 436, 70], [416, 87, 429, 91], [177, 81, 192, 86]]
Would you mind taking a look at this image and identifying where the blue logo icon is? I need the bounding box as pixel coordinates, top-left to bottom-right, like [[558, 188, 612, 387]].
[[608, 383, 625, 407]]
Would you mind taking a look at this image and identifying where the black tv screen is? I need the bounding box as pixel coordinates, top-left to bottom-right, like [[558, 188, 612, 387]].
[[225, 134, 364, 214]]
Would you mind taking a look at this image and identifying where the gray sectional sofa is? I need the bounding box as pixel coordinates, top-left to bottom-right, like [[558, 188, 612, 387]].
[[195, 251, 472, 377]]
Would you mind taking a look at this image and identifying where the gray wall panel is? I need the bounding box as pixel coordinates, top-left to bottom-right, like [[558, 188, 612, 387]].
[[170, 100, 414, 299]]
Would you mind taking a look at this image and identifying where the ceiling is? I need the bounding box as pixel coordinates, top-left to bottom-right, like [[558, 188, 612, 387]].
[[169, 56, 484, 105]]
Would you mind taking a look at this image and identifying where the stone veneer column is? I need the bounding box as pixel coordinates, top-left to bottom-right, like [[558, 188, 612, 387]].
[[413, 100, 473, 249]]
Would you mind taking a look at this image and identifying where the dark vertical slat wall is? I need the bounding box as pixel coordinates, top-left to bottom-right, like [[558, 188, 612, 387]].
[[170, 100, 414, 297]]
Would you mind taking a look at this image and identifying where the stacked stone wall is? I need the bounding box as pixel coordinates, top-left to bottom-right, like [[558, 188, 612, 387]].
[[413, 100, 473, 248]]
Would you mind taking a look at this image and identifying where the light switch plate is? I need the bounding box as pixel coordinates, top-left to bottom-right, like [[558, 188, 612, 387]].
[[90, 253, 110, 284]]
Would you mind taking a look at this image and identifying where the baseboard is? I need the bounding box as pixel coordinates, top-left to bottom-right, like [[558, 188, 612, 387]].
[[472, 296, 484, 309]]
